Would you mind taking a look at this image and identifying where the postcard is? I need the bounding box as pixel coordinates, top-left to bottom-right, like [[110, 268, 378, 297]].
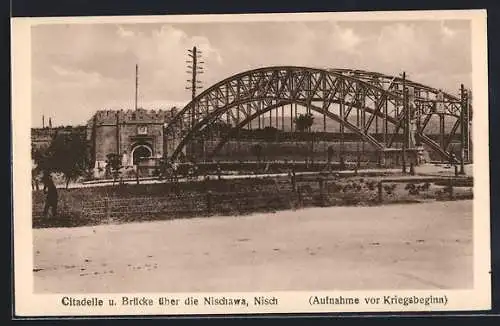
[[11, 9, 490, 316]]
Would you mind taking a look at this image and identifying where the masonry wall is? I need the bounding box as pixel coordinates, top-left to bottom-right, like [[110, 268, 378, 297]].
[[118, 124, 140, 156], [201, 140, 379, 162], [191, 140, 446, 164], [145, 124, 165, 158], [119, 124, 165, 157], [89, 109, 174, 167], [94, 125, 118, 162]]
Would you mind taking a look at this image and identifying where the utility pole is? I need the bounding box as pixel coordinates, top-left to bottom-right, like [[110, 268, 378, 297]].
[[459, 84, 466, 175], [401, 72, 407, 174], [408, 85, 416, 175], [135, 64, 139, 110], [42, 115, 45, 128], [186, 46, 204, 160], [186, 47, 204, 101], [466, 89, 472, 163]]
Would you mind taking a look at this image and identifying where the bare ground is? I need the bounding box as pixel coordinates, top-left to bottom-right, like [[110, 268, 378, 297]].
[[33, 200, 472, 293]]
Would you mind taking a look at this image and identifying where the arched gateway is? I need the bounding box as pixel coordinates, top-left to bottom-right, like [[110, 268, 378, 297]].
[[131, 144, 153, 165]]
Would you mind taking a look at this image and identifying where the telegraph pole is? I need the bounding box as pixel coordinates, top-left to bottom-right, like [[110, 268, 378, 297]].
[[408, 85, 416, 175], [186, 46, 204, 106], [186, 47, 204, 101], [186, 46, 204, 160], [459, 84, 466, 175], [401, 72, 407, 174], [466, 89, 472, 163]]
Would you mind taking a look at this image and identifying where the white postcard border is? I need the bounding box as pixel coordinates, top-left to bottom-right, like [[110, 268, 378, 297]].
[[11, 9, 491, 316]]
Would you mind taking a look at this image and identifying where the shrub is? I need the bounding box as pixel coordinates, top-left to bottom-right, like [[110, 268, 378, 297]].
[[298, 185, 313, 193], [365, 181, 376, 191], [444, 184, 453, 193], [404, 183, 415, 191], [384, 184, 397, 195], [327, 182, 342, 193], [416, 182, 431, 192], [405, 182, 420, 195], [343, 184, 353, 192]]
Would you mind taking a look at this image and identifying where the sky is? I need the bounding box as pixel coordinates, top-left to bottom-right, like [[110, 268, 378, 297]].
[[31, 18, 472, 127]]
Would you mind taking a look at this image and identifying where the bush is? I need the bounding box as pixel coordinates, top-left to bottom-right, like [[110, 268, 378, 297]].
[[405, 183, 419, 195], [298, 185, 313, 193], [327, 182, 342, 193], [342, 184, 353, 192], [404, 183, 415, 191], [384, 184, 397, 195], [365, 181, 376, 191], [444, 184, 453, 194], [122, 167, 137, 178], [420, 182, 431, 191]]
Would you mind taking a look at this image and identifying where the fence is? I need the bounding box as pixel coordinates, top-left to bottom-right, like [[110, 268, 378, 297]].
[[32, 175, 473, 228]]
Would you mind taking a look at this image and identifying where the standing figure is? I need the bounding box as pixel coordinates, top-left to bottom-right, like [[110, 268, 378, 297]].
[[31, 171, 40, 191], [42, 172, 58, 218], [216, 163, 222, 180], [449, 152, 458, 176]]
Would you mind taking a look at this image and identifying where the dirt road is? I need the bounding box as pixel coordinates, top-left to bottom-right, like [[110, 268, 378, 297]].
[[33, 200, 472, 293]]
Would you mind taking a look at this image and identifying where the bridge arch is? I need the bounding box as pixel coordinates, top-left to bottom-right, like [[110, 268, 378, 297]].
[[165, 66, 470, 162]]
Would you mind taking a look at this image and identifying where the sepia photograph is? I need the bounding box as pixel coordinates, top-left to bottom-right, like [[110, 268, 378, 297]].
[[12, 9, 490, 316]]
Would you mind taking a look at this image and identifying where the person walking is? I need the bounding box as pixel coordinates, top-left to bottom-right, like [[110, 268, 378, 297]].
[[42, 172, 58, 218]]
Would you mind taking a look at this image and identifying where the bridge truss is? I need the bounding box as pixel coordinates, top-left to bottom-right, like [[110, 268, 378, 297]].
[[164, 66, 472, 166]]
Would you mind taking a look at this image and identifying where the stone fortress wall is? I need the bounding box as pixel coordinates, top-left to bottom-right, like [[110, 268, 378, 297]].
[[86, 108, 178, 178]]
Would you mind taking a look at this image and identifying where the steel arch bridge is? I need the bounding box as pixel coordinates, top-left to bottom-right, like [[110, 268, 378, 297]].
[[165, 66, 471, 163]]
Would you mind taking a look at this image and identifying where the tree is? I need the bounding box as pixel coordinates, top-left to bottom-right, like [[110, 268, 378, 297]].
[[31, 147, 45, 190], [293, 113, 314, 132], [293, 113, 315, 165], [44, 130, 90, 188]]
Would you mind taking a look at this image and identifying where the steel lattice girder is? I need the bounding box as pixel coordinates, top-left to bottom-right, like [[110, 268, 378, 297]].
[[165, 66, 470, 161]]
